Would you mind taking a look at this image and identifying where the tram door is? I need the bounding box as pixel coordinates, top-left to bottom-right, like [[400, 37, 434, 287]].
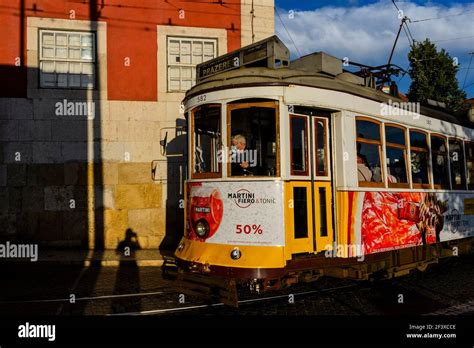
[[312, 117, 333, 253], [286, 114, 333, 255]]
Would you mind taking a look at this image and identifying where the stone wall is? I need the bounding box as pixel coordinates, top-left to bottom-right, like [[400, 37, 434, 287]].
[[0, 98, 171, 250]]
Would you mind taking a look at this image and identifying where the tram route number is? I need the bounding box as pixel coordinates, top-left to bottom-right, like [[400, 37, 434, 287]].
[[236, 224, 263, 235]]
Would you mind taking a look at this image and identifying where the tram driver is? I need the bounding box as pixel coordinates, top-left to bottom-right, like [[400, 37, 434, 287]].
[[230, 134, 252, 176]]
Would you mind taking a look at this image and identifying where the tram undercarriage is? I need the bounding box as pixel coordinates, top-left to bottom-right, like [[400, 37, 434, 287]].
[[167, 238, 474, 307]]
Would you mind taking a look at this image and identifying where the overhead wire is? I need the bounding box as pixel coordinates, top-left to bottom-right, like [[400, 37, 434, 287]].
[[462, 53, 474, 89], [404, 21, 416, 44], [388, 1, 473, 97], [397, 72, 408, 84], [275, 7, 302, 58], [402, 24, 413, 47], [463, 80, 474, 90], [411, 10, 474, 23], [391, 0, 400, 12], [433, 35, 474, 43]]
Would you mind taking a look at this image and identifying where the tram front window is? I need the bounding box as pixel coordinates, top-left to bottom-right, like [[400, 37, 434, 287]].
[[228, 101, 278, 177], [192, 104, 221, 177]]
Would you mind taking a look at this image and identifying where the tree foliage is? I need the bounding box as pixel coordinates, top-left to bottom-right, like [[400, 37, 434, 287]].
[[407, 39, 467, 112]]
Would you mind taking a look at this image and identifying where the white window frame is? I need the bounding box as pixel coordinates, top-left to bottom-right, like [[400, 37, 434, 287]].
[[39, 29, 96, 89], [167, 36, 217, 92]]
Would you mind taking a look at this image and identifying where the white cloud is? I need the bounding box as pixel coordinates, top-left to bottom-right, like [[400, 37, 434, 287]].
[[276, 1, 474, 70]]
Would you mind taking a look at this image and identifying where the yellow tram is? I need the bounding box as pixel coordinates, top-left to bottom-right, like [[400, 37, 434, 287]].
[[173, 36, 474, 302]]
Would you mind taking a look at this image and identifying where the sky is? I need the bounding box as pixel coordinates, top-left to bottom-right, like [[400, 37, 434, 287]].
[[274, 0, 474, 98]]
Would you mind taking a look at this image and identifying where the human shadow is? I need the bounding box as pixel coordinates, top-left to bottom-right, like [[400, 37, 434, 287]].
[[110, 228, 141, 313]]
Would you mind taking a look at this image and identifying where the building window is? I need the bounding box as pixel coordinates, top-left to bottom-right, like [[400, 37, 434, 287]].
[[167, 37, 217, 92], [430, 135, 450, 189], [410, 130, 430, 188], [385, 124, 409, 187], [356, 118, 384, 186], [449, 138, 466, 190], [466, 142, 474, 190], [39, 30, 95, 89], [290, 115, 309, 176]]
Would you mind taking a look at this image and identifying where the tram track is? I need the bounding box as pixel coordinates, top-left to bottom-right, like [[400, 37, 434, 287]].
[[0, 287, 175, 305], [107, 283, 360, 316], [3, 255, 471, 316]]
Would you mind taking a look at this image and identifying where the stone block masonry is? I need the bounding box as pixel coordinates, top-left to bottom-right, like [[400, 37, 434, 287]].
[[0, 98, 168, 249], [0, 160, 165, 249]]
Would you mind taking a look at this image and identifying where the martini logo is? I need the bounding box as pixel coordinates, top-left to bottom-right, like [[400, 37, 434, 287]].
[[229, 189, 254, 208], [228, 189, 276, 208], [445, 209, 469, 231], [445, 209, 461, 225]]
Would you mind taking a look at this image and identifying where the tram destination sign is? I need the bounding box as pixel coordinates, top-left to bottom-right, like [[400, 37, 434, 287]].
[[196, 35, 290, 83], [197, 51, 240, 81]]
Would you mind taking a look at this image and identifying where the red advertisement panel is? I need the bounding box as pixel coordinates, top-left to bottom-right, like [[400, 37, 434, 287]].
[[361, 192, 448, 254]]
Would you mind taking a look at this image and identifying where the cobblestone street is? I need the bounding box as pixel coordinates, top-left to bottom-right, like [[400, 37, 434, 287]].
[[1, 254, 473, 316]]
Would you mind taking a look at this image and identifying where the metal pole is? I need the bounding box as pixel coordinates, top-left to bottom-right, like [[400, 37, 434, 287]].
[[388, 18, 406, 67]]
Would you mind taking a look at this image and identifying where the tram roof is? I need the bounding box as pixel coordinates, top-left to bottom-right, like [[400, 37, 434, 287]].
[[185, 36, 473, 129]]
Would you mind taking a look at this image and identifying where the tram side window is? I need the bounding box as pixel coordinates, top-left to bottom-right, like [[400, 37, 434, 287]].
[[410, 130, 430, 188], [290, 115, 308, 175], [385, 125, 408, 187], [431, 135, 450, 189], [466, 142, 474, 190], [356, 118, 383, 186], [192, 105, 221, 177], [315, 119, 328, 176], [449, 139, 466, 190], [229, 102, 278, 177]]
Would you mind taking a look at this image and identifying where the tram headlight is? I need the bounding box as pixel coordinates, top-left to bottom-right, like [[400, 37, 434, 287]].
[[195, 219, 210, 239]]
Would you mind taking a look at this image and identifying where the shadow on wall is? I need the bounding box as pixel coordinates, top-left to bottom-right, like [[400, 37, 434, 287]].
[[159, 118, 187, 256], [0, 0, 106, 314], [117, 227, 141, 252], [0, 63, 104, 250], [72, 0, 105, 315], [0, 0, 107, 247]]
